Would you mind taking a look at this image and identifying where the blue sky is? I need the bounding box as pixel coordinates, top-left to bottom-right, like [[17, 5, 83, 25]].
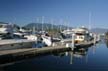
[[0, 0, 108, 28]]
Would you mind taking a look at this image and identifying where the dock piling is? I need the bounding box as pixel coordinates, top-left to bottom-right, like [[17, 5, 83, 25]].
[[93, 34, 96, 45], [70, 51, 73, 64], [97, 34, 100, 41], [71, 33, 75, 50]]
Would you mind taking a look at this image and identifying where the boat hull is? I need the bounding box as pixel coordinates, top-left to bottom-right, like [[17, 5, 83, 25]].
[[0, 39, 35, 51]]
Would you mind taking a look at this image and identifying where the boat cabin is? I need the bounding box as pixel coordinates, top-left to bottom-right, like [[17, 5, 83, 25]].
[[0, 22, 13, 35]]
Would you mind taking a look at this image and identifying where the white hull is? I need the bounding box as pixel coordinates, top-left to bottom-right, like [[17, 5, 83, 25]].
[[24, 35, 37, 41], [61, 38, 72, 43], [0, 23, 13, 34], [42, 36, 52, 46], [0, 39, 35, 51]]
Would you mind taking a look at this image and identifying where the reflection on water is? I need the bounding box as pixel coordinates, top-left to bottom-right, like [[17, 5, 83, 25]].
[[1, 41, 108, 71], [53, 46, 90, 64], [105, 39, 108, 48]]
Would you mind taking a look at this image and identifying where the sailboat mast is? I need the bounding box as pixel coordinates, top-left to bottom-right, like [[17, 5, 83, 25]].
[[67, 21, 69, 30], [89, 11, 91, 30], [59, 19, 62, 32], [36, 18, 39, 31], [33, 26, 35, 34], [51, 19, 53, 30], [42, 16, 44, 31]]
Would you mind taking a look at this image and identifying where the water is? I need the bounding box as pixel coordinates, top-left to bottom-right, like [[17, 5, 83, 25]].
[[1, 40, 108, 71]]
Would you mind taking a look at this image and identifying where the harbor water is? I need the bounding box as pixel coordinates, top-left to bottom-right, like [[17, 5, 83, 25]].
[[1, 40, 108, 71]]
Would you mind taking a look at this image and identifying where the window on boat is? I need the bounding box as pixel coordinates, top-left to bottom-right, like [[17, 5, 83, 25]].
[[0, 25, 3, 28], [79, 36, 84, 39]]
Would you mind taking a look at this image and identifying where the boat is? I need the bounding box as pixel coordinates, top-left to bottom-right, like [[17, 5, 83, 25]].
[[60, 26, 93, 43], [61, 38, 72, 43], [0, 22, 13, 40], [60, 29, 73, 43], [72, 26, 93, 43], [0, 22, 36, 50], [41, 33, 52, 46], [0, 39, 35, 51], [0, 22, 13, 35], [14, 27, 38, 41], [24, 34, 37, 41], [52, 37, 61, 42]]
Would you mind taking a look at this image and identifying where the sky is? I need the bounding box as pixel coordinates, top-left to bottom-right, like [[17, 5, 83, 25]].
[[0, 0, 108, 28]]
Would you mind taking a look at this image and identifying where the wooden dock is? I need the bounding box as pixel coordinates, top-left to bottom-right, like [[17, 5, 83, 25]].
[[0, 40, 97, 66], [0, 46, 70, 66], [0, 46, 69, 56]]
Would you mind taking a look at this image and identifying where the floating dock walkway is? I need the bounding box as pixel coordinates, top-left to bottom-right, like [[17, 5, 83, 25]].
[[0, 40, 97, 66], [0, 46, 70, 66]]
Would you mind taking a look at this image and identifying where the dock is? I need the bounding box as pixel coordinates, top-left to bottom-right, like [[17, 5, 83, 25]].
[[0, 46, 70, 66], [0, 40, 97, 66]]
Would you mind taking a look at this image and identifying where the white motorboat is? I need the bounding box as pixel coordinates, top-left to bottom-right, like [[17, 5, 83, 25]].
[[0, 39, 35, 51], [0, 22, 13, 35], [72, 26, 93, 43], [61, 26, 93, 43], [14, 27, 38, 41], [24, 34, 37, 41], [41, 35, 52, 46]]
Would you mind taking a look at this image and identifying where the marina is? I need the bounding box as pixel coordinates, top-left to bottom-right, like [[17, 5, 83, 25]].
[[0, 22, 101, 66], [0, 19, 103, 71], [0, 0, 108, 70]]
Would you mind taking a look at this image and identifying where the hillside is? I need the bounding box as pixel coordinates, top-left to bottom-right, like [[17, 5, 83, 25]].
[[90, 28, 108, 34], [23, 23, 70, 31], [23, 23, 108, 34]]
